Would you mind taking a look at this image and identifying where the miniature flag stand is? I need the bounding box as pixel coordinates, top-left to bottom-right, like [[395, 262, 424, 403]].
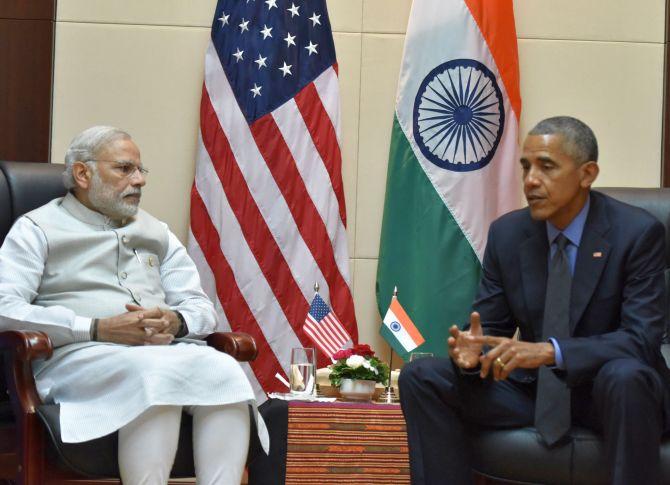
[[378, 287, 426, 403]]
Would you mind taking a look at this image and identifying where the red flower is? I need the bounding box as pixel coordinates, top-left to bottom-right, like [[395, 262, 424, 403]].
[[332, 348, 353, 360], [352, 344, 375, 357]]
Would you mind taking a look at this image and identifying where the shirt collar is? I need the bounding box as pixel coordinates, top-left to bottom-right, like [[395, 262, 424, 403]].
[[546, 195, 590, 248]]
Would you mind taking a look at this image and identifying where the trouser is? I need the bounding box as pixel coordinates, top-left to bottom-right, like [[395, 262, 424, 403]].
[[118, 403, 250, 485], [398, 356, 670, 485]]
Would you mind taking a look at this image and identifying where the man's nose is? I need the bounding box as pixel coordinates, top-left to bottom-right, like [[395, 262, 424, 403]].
[[524, 167, 541, 187], [130, 170, 146, 187]]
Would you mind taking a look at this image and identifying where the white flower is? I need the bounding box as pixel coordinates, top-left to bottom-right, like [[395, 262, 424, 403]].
[[346, 355, 366, 369], [361, 360, 379, 374]]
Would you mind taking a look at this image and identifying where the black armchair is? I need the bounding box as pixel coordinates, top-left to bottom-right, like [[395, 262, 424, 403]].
[[0, 161, 257, 484], [472, 188, 670, 484]]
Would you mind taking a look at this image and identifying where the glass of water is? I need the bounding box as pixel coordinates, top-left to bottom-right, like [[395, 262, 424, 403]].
[[409, 352, 434, 362], [290, 347, 316, 396]]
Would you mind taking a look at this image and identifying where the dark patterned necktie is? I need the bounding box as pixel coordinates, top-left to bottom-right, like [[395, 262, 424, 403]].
[[534, 233, 572, 446]]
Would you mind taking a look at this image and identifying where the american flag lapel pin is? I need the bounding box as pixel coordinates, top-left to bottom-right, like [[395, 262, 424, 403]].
[[593, 251, 603, 258]]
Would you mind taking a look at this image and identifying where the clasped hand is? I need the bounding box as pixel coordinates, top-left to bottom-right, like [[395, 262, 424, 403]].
[[96, 304, 181, 346], [448, 312, 555, 380]]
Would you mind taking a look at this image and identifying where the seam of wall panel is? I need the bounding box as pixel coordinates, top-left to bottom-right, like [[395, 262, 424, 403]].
[[352, 30, 363, 259], [48, 0, 57, 163], [50, 21, 667, 46]]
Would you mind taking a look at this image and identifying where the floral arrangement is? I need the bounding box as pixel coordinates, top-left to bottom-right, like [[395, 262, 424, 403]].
[[328, 344, 390, 387]]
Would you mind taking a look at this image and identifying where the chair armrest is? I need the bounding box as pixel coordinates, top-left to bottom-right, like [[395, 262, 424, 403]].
[[0, 331, 52, 414], [206, 332, 257, 362]]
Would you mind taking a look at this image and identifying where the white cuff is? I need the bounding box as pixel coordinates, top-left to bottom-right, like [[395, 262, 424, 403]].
[[73, 316, 94, 342]]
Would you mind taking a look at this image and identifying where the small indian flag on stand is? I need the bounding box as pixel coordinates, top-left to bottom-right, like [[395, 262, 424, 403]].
[[381, 292, 425, 355]]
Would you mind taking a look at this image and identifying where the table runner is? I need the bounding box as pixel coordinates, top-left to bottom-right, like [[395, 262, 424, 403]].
[[285, 401, 410, 484]]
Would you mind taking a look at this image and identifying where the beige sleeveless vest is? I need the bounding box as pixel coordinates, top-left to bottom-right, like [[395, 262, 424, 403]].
[[25, 192, 169, 318]]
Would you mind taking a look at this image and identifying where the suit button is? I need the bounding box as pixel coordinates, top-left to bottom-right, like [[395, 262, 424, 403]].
[[120, 271, 128, 279], [137, 295, 142, 302], [122, 235, 129, 244]]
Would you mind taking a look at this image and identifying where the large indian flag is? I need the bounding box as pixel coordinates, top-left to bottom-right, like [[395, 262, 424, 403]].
[[376, 0, 522, 360]]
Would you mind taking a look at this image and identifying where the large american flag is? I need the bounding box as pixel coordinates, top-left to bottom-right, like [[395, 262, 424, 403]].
[[187, 0, 358, 399]]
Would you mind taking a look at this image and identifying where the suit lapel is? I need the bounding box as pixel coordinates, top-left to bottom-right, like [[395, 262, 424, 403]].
[[520, 221, 549, 342], [569, 194, 611, 333]]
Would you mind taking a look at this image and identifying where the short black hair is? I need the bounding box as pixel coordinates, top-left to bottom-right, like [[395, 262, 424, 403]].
[[528, 116, 598, 164]]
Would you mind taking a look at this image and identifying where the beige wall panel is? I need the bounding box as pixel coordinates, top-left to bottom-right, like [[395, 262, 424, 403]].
[[52, 23, 209, 243], [328, 0, 363, 33], [58, 0, 361, 33], [355, 34, 404, 259], [334, 33, 362, 255], [57, 0, 217, 26], [352, 258, 390, 362], [362, 0, 411, 34], [518, 40, 663, 188], [514, 0, 665, 43]]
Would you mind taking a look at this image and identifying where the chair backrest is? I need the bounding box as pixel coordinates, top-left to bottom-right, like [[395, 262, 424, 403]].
[[596, 188, 670, 342], [0, 161, 66, 422], [0, 162, 67, 245], [597, 188, 670, 264]]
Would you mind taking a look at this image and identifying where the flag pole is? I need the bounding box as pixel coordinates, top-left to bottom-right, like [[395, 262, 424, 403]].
[[378, 286, 400, 403], [313, 281, 321, 397]]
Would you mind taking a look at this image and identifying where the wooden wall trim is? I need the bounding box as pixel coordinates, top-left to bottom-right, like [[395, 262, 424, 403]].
[[0, 1, 55, 21], [664, 0, 670, 187], [0, 1, 55, 163]]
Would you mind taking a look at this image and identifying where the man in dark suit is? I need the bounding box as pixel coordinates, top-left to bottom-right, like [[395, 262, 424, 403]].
[[399, 116, 670, 484]]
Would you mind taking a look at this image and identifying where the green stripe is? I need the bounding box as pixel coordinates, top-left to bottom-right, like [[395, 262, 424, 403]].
[[376, 116, 481, 361]]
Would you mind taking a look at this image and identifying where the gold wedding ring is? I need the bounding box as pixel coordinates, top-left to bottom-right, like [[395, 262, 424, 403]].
[[495, 357, 505, 369]]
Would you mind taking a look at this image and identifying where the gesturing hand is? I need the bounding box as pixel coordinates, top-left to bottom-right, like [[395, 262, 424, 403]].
[[470, 335, 555, 380], [447, 312, 484, 369], [96, 307, 172, 346]]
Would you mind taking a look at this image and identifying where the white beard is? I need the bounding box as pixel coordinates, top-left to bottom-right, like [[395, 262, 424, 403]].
[[88, 171, 141, 221]]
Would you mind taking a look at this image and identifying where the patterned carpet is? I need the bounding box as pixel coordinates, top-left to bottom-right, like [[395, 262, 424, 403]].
[[285, 401, 410, 484]]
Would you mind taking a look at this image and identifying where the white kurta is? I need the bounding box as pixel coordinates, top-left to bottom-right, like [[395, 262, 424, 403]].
[[0, 200, 268, 449]]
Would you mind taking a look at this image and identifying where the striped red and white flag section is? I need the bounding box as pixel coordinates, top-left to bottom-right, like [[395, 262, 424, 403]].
[[376, 0, 522, 360], [188, 41, 358, 401], [303, 293, 353, 359]]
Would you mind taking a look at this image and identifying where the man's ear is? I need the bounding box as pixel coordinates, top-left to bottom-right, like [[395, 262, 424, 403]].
[[71, 161, 92, 190], [579, 161, 599, 189]]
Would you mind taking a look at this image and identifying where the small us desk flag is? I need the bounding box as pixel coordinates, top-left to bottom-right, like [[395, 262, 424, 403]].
[[188, 0, 358, 400], [381, 294, 425, 355], [304, 293, 353, 359], [376, 0, 521, 360]]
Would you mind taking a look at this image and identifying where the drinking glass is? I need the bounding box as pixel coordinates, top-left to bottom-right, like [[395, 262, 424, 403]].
[[289, 347, 316, 396], [409, 352, 434, 362]]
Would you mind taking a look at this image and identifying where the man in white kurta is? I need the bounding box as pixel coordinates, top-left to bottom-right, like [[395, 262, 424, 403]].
[[0, 126, 268, 485]]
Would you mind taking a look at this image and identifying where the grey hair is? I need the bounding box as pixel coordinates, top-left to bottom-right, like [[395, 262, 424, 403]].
[[63, 126, 131, 189], [528, 116, 598, 165]]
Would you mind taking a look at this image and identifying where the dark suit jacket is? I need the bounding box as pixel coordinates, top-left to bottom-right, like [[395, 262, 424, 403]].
[[473, 190, 670, 388]]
